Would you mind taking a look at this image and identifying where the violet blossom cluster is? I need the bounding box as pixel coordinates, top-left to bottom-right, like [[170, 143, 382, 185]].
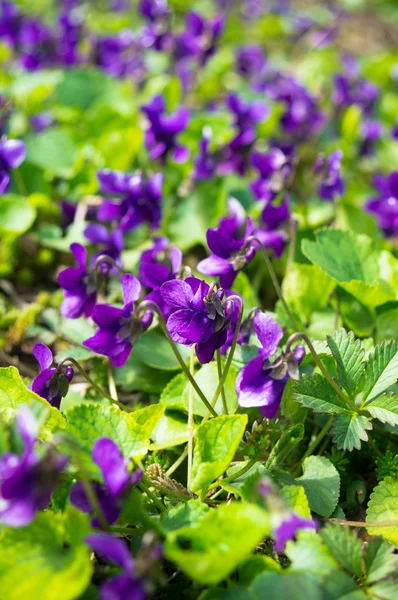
[[366, 171, 398, 238]]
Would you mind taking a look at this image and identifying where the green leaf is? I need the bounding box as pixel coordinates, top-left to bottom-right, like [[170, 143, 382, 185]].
[[363, 341, 398, 402], [326, 329, 364, 397], [302, 229, 398, 307], [294, 374, 349, 414], [331, 413, 372, 451], [280, 485, 311, 519], [0, 507, 92, 600], [297, 456, 340, 517], [65, 403, 164, 477], [165, 502, 270, 585], [250, 571, 323, 600], [25, 128, 77, 177], [366, 476, 398, 547], [364, 538, 397, 584], [114, 346, 173, 393], [161, 363, 239, 417], [160, 500, 210, 532], [199, 588, 253, 600], [320, 523, 363, 578], [282, 263, 335, 321], [191, 415, 248, 492], [369, 580, 398, 600], [0, 366, 65, 439], [133, 330, 190, 371], [265, 424, 304, 471], [149, 410, 190, 450], [323, 570, 366, 600], [55, 68, 114, 110], [365, 395, 398, 426], [238, 555, 281, 585], [285, 531, 338, 577], [0, 195, 36, 234]]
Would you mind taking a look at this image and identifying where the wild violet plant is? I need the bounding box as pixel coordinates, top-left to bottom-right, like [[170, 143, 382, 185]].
[[0, 1, 398, 600]]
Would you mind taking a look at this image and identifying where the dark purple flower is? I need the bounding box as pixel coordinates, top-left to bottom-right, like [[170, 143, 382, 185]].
[[254, 194, 290, 257], [71, 438, 143, 528], [315, 150, 344, 201], [30, 111, 54, 132], [86, 533, 146, 600], [140, 0, 169, 22], [194, 126, 216, 180], [236, 45, 266, 77], [83, 274, 152, 368], [359, 120, 382, 157], [392, 118, 398, 141], [139, 237, 182, 290], [160, 277, 234, 363], [365, 171, 398, 238], [273, 513, 317, 553], [0, 1, 22, 48], [250, 148, 289, 202], [97, 169, 163, 232], [31, 343, 74, 409], [0, 136, 26, 194], [58, 243, 97, 319], [141, 95, 189, 163], [0, 405, 67, 527], [174, 11, 224, 66], [197, 198, 255, 289], [84, 224, 124, 275], [93, 31, 146, 81], [333, 55, 378, 116], [236, 312, 304, 417]]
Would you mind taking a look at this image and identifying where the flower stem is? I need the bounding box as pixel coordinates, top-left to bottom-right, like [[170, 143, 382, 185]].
[[94, 255, 125, 275], [216, 349, 228, 415], [166, 446, 188, 477], [77, 467, 109, 530], [293, 415, 334, 476], [57, 356, 132, 412], [137, 300, 217, 417], [286, 332, 354, 409], [207, 295, 243, 415], [139, 478, 166, 513], [329, 519, 398, 528], [246, 236, 300, 331], [207, 456, 258, 491], [187, 346, 195, 491]]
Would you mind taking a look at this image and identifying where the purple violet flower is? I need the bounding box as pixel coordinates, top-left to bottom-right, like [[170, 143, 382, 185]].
[[0, 405, 68, 527], [0, 136, 26, 194], [97, 169, 163, 232], [273, 513, 317, 553], [141, 95, 190, 163], [254, 194, 290, 258], [365, 171, 398, 238], [160, 277, 234, 363], [236, 45, 266, 78], [174, 11, 224, 66], [30, 111, 54, 132], [31, 343, 74, 409], [194, 126, 216, 180], [83, 274, 152, 368], [197, 198, 255, 289], [250, 148, 289, 202], [84, 224, 124, 275], [139, 237, 182, 291], [334, 66, 379, 117], [58, 243, 97, 319], [71, 438, 143, 528], [359, 120, 382, 157], [314, 150, 344, 201], [236, 312, 304, 417], [85, 533, 146, 600]]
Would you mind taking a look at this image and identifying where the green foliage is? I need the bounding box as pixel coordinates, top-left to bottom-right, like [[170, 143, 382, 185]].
[[326, 329, 364, 397], [191, 415, 248, 492], [331, 413, 373, 451], [320, 524, 363, 578], [0, 508, 92, 600], [297, 456, 340, 517], [362, 341, 398, 402], [366, 477, 398, 547], [165, 502, 271, 585], [0, 194, 36, 234], [294, 374, 348, 414], [25, 128, 77, 177], [265, 424, 304, 471]]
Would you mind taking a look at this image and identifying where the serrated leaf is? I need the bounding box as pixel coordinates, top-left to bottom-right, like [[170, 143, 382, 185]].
[[366, 476, 398, 547], [326, 329, 364, 397], [0, 366, 65, 439], [280, 485, 311, 519], [64, 403, 164, 478], [0, 507, 92, 600], [364, 538, 397, 584], [250, 571, 323, 600], [297, 456, 340, 517], [160, 500, 210, 532], [265, 424, 304, 471], [165, 502, 270, 585], [302, 229, 398, 307], [320, 523, 363, 578], [285, 531, 338, 577], [331, 413, 372, 451], [369, 579, 398, 600], [294, 374, 349, 414], [365, 395, 398, 426], [191, 415, 248, 492], [363, 341, 398, 402]]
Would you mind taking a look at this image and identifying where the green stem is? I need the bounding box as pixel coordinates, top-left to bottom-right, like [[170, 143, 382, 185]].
[[187, 346, 195, 491], [137, 300, 217, 417], [294, 416, 334, 476], [110, 526, 143, 536], [207, 456, 259, 491], [57, 357, 131, 412], [166, 446, 188, 477], [330, 519, 398, 528], [286, 333, 354, 409], [246, 236, 300, 331], [80, 471, 109, 530], [139, 477, 167, 513], [216, 349, 228, 415]]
